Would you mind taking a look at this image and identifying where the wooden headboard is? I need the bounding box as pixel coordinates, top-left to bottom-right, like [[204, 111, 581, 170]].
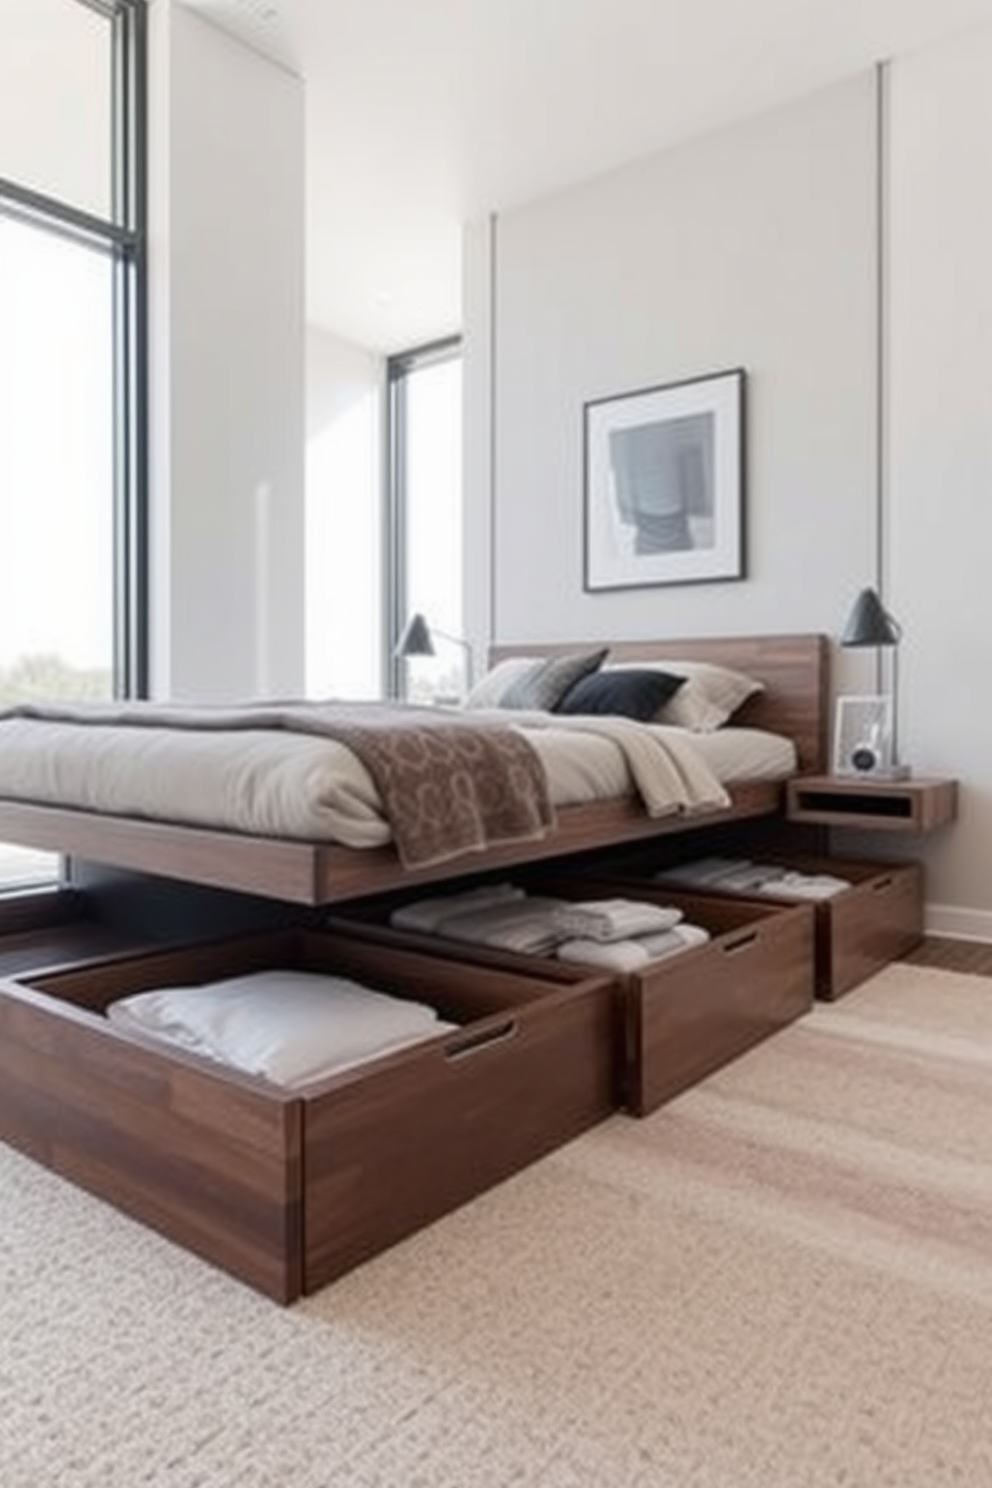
[[489, 633, 829, 775]]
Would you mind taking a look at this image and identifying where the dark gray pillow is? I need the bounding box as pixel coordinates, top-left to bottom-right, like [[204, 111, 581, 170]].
[[555, 667, 686, 721], [500, 647, 609, 711]]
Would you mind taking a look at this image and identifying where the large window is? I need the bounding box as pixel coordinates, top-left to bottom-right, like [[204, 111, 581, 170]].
[[0, 0, 147, 891], [388, 339, 464, 702]]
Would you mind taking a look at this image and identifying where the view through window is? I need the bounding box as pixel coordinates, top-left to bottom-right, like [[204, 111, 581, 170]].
[[0, 0, 146, 892], [390, 341, 463, 703]]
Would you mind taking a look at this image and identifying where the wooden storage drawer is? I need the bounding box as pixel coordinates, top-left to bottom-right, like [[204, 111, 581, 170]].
[[767, 856, 923, 999], [0, 928, 615, 1302], [599, 853, 924, 1001], [332, 877, 815, 1119]]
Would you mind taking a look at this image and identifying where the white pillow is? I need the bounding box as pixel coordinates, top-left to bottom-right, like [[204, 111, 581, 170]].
[[106, 969, 456, 1088], [463, 657, 543, 709], [606, 660, 763, 731]]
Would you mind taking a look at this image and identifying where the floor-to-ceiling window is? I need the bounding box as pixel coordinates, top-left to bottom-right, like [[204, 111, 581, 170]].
[[0, 0, 146, 891], [388, 337, 464, 702]]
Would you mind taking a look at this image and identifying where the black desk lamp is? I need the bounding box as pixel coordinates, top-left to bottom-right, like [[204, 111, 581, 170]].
[[839, 586, 909, 778]]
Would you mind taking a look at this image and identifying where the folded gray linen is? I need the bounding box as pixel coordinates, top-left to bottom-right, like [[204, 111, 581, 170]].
[[556, 922, 711, 972], [756, 872, 850, 900], [390, 882, 526, 934], [654, 857, 851, 898], [430, 896, 571, 956], [653, 857, 754, 887], [550, 897, 684, 943]]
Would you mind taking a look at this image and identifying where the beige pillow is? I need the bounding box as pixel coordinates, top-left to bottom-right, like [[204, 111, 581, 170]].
[[606, 660, 763, 730]]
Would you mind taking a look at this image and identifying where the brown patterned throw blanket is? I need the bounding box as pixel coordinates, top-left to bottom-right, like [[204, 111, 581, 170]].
[[0, 699, 556, 869]]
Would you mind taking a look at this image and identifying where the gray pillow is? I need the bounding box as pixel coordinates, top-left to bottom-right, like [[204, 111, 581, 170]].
[[500, 648, 609, 711]]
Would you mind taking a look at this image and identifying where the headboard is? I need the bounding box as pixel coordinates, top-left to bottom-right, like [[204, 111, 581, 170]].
[[488, 633, 829, 775]]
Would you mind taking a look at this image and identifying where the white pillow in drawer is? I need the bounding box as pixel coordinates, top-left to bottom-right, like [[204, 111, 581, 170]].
[[106, 969, 456, 1088]]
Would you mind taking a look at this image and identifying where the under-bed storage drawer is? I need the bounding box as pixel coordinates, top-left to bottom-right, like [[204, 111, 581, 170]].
[[531, 875, 814, 1116], [332, 879, 815, 1119], [0, 929, 615, 1302], [596, 853, 924, 1001]]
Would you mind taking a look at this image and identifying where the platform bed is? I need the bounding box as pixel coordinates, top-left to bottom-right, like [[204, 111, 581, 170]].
[[0, 633, 828, 1300], [0, 634, 828, 905]]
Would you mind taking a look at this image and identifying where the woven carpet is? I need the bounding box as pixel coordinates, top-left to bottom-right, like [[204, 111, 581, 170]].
[[3, 962, 992, 1487]]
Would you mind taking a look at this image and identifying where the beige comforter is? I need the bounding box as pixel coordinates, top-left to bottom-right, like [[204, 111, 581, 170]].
[[0, 699, 732, 852]]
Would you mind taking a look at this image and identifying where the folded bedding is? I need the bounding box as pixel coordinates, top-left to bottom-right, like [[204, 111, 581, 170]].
[[387, 887, 708, 969], [549, 897, 683, 943], [555, 923, 711, 972], [390, 882, 526, 934], [430, 896, 573, 956], [654, 856, 851, 899], [106, 969, 457, 1088]]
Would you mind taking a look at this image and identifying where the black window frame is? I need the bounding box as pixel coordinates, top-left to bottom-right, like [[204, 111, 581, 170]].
[[0, 0, 148, 916], [385, 334, 462, 699], [0, 0, 149, 699]]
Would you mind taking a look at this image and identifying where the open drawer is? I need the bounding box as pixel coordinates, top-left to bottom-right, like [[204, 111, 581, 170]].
[[594, 851, 924, 1000], [331, 876, 815, 1119], [0, 927, 616, 1302]]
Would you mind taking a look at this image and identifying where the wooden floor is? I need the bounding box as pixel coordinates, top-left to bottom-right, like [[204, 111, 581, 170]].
[[902, 936, 992, 977]]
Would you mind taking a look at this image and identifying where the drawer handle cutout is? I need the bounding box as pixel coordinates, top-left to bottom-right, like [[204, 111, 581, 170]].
[[871, 877, 893, 892], [723, 930, 759, 955], [444, 1018, 518, 1060]]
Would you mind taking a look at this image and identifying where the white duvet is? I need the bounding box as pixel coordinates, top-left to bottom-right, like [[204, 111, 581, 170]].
[[0, 705, 795, 848]]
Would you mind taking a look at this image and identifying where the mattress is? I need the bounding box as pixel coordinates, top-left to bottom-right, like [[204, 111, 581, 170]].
[[0, 706, 795, 850]]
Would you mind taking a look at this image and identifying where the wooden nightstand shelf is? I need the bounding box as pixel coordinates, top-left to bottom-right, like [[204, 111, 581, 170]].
[[786, 775, 958, 834]]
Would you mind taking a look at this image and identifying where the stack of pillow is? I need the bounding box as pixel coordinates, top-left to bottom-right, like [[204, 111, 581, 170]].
[[461, 646, 763, 731]]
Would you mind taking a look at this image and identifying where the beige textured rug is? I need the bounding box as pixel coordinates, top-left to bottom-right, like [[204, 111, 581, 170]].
[[3, 962, 992, 1487]]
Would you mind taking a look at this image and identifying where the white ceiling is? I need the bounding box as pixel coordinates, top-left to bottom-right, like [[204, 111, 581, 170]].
[[185, 0, 992, 353]]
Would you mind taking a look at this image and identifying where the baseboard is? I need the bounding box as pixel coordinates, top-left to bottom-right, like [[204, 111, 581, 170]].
[[925, 903, 992, 944]]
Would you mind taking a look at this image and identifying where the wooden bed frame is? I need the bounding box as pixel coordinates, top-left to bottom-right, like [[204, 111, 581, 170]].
[[0, 634, 828, 907], [0, 633, 829, 1301]]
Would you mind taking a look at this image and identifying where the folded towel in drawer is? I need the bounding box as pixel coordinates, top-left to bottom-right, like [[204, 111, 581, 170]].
[[390, 882, 527, 933], [107, 970, 457, 1088], [556, 923, 710, 972], [433, 897, 571, 956], [550, 897, 684, 943]]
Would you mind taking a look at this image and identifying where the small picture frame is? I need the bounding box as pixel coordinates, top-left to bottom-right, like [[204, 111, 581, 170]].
[[833, 695, 894, 777]]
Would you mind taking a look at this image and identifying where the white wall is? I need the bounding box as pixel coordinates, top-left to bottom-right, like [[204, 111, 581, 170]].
[[305, 327, 385, 698], [470, 76, 877, 656], [886, 26, 992, 935], [148, 2, 305, 701], [463, 60, 992, 932]]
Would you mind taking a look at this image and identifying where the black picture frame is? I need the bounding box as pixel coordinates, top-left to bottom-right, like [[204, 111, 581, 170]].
[[583, 367, 746, 591]]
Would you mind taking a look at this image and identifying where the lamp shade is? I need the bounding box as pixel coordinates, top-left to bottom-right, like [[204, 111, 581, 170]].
[[840, 587, 901, 648], [394, 612, 434, 659]]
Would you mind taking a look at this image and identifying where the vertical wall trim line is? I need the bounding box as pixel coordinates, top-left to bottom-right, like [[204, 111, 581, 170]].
[[488, 211, 498, 645], [874, 59, 889, 693]]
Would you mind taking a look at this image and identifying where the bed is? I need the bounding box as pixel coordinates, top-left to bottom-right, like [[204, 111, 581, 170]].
[[0, 634, 828, 907], [0, 633, 828, 1300]]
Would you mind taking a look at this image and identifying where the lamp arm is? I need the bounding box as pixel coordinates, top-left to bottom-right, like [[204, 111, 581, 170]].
[[431, 628, 474, 687]]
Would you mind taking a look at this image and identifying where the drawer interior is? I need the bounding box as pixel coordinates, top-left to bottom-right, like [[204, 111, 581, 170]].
[[16, 926, 595, 1029]]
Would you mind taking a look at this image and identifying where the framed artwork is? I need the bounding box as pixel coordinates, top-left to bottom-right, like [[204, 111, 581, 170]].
[[583, 367, 745, 591]]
